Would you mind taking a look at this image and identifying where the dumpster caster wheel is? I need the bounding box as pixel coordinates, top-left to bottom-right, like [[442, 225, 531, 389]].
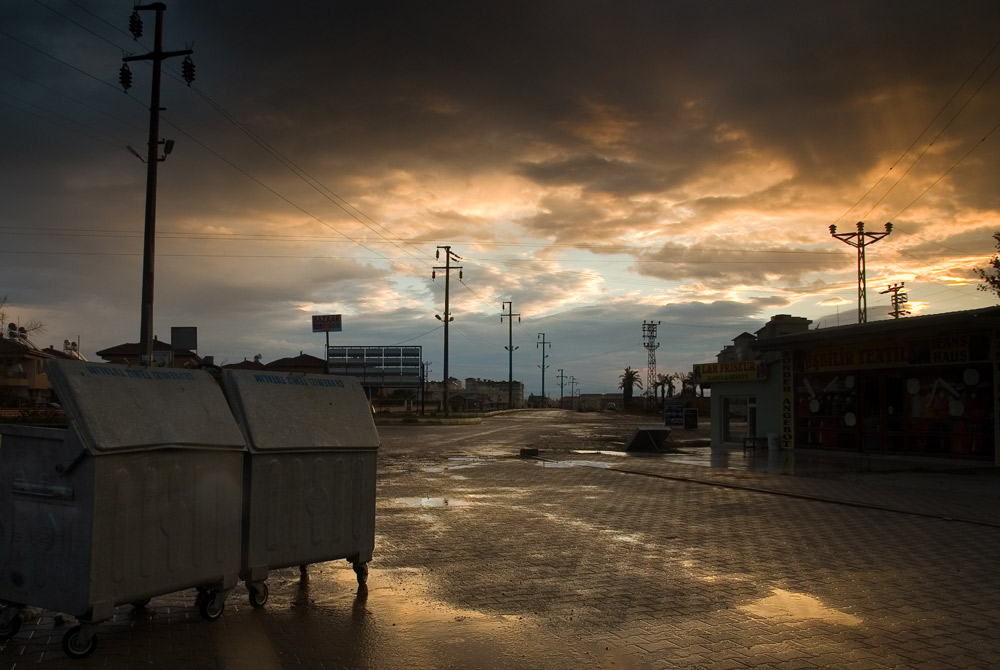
[[131, 598, 151, 609], [62, 625, 97, 659], [248, 583, 269, 609], [0, 614, 21, 640], [353, 562, 369, 586], [197, 592, 224, 622]]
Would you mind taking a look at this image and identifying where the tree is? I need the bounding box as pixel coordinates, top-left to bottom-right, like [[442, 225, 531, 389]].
[[975, 232, 1000, 299], [653, 373, 671, 400], [680, 371, 696, 395], [619, 366, 643, 408], [665, 373, 678, 397], [0, 296, 45, 340]]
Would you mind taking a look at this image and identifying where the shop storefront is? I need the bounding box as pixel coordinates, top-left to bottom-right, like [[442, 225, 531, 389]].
[[695, 359, 782, 448], [755, 307, 1000, 463]]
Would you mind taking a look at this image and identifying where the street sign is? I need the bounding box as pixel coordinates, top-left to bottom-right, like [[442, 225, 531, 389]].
[[312, 314, 342, 333]]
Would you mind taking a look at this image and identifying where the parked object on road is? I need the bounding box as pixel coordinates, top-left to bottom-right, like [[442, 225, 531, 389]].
[[624, 426, 673, 452], [220, 370, 379, 608], [0, 361, 246, 658]]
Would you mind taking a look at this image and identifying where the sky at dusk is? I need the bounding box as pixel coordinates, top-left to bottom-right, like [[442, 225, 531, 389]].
[[2, 1, 1000, 396]]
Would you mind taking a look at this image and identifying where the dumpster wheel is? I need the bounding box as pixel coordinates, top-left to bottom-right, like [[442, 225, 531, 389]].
[[0, 612, 21, 640], [196, 591, 225, 622], [248, 582, 269, 609], [353, 561, 369, 586], [62, 625, 98, 659]]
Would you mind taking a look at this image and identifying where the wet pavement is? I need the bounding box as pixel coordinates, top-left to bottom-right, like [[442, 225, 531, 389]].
[[4, 409, 1000, 669]]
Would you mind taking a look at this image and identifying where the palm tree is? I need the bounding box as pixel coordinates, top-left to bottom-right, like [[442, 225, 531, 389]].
[[619, 366, 643, 408], [653, 373, 669, 401], [665, 373, 678, 397]]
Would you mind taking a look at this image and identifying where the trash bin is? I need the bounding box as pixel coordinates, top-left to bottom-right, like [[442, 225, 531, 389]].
[[219, 370, 378, 608], [0, 361, 247, 658]]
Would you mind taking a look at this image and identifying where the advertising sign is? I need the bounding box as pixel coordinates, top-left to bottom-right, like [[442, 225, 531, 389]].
[[693, 360, 764, 383], [311, 314, 342, 333]]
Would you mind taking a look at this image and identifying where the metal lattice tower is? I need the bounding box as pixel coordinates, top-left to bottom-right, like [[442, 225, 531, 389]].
[[642, 321, 660, 398], [830, 221, 892, 323], [880, 282, 911, 319]]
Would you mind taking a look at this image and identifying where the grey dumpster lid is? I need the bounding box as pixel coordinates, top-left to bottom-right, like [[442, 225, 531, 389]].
[[220, 370, 379, 451], [45, 360, 247, 453]]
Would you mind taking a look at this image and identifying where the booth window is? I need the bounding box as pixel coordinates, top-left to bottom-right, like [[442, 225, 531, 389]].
[[722, 396, 756, 442]]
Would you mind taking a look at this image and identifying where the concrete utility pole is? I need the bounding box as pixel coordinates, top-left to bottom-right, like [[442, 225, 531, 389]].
[[642, 320, 661, 403], [880, 282, 910, 319], [433, 246, 462, 414], [120, 3, 194, 366], [830, 221, 892, 324], [421, 362, 431, 415], [556, 368, 566, 404], [568, 375, 578, 411], [501, 301, 520, 409], [536, 333, 551, 400]]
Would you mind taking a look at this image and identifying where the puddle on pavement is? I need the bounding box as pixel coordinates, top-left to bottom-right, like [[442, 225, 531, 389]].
[[534, 459, 610, 469], [389, 496, 474, 508], [239, 563, 563, 670], [739, 588, 862, 626]]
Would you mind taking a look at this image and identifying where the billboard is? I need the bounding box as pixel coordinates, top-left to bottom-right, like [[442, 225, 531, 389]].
[[312, 314, 342, 333], [327, 345, 422, 388]]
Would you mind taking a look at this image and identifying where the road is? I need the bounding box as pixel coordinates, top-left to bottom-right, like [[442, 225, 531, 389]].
[[5, 409, 1000, 669]]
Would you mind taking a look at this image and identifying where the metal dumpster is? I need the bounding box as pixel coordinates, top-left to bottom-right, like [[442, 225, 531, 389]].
[[220, 370, 378, 607], [0, 361, 247, 658]]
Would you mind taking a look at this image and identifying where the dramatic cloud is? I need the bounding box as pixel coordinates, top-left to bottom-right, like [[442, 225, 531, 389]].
[[2, 0, 1000, 393]]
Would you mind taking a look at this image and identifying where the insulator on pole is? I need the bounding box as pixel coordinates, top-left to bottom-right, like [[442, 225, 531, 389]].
[[119, 63, 133, 91], [181, 55, 196, 85], [129, 11, 143, 39]]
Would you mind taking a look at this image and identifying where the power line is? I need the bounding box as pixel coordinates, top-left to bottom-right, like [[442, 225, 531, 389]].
[[835, 36, 1000, 225]]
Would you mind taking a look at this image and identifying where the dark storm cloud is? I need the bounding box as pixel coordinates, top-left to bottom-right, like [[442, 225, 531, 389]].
[[3, 1, 1000, 389], [634, 240, 846, 285], [518, 156, 665, 196]]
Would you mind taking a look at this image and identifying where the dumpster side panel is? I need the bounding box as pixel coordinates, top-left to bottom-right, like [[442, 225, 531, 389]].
[[89, 449, 244, 605], [0, 425, 94, 616], [243, 450, 376, 576]]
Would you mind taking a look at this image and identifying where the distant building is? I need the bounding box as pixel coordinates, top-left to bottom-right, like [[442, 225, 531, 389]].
[[570, 393, 623, 412], [694, 314, 811, 447], [423, 377, 524, 412], [95, 337, 200, 368], [698, 308, 1000, 464], [0, 330, 83, 407], [263, 352, 327, 375], [222, 356, 266, 371]]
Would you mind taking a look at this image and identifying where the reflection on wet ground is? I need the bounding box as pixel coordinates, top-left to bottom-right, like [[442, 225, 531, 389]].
[[739, 588, 863, 626], [568, 444, 1000, 488], [256, 563, 568, 670], [390, 496, 475, 508]]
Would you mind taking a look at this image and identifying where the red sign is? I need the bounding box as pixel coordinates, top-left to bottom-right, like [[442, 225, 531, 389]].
[[311, 314, 342, 333]]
